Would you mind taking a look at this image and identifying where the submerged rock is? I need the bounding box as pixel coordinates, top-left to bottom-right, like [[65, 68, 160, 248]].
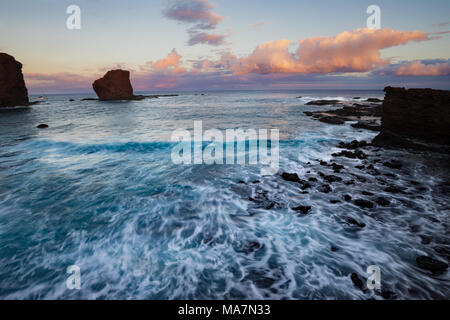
[[383, 160, 403, 170], [338, 140, 368, 150], [0, 53, 29, 107], [375, 197, 391, 206], [324, 175, 343, 183], [351, 120, 381, 132], [281, 172, 301, 183], [416, 256, 448, 273], [332, 150, 367, 160], [292, 205, 312, 215], [354, 199, 374, 209], [350, 273, 365, 291], [345, 217, 366, 228], [306, 99, 342, 106]]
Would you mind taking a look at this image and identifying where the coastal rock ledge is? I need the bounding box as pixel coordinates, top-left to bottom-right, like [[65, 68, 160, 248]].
[[373, 86, 450, 149], [0, 53, 29, 107], [93, 69, 135, 101]]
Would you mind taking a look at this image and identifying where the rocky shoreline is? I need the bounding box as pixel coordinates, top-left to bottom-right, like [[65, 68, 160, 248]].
[[232, 87, 450, 298]]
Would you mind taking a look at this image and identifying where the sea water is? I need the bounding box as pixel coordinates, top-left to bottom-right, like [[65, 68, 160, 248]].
[[0, 90, 448, 299]]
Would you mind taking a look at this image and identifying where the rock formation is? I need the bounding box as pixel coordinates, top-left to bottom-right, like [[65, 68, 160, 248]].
[[93, 69, 135, 101], [0, 53, 29, 107], [373, 87, 450, 148]]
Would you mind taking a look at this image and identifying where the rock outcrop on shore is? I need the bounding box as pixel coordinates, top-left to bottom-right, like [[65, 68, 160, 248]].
[[373, 87, 450, 148], [93, 69, 135, 101], [0, 53, 29, 107]]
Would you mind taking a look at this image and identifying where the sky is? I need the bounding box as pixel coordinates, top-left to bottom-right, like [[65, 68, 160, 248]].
[[0, 0, 449, 93]]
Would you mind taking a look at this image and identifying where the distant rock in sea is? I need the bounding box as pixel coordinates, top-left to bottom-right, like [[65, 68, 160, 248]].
[[92, 69, 180, 101], [93, 69, 135, 101], [373, 87, 450, 150], [0, 53, 29, 107]]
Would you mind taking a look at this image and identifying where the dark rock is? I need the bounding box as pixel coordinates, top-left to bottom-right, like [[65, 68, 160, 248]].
[[338, 140, 368, 150], [366, 98, 383, 103], [433, 246, 450, 262], [346, 217, 366, 228], [350, 273, 365, 291], [281, 172, 301, 183], [36, 124, 49, 129], [380, 290, 397, 300], [0, 53, 29, 107], [330, 200, 341, 204], [296, 96, 302, 99], [318, 116, 346, 125], [308, 177, 318, 182], [319, 184, 332, 193], [331, 163, 344, 173], [373, 87, 450, 148], [242, 241, 262, 254], [292, 205, 312, 215], [384, 186, 404, 194], [375, 197, 390, 206], [343, 195, 352, 201], [81, 98, 98, 101], [353, 97, 361, 100], [416, 256, 448, 273], [354, 199, 374, 209], [332, 150, 367, 160], [306, 99, 342, 106], [362, 191, 374, 196], [300, 182, 312, 190], [351, 120, 381, 132], [383, 160, 402, 170], [69, 99, 75, 102], [93, 69, 134, 101], [419, 235, 431, 245], [238, 180, 246, 184], [324, 175, 343, 183]]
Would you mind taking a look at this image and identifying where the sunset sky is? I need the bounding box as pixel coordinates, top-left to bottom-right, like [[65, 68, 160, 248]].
[[1, 0, 449, 93]]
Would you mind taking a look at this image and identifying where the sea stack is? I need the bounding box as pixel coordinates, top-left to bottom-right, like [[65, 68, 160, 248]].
[[373, 86, 450, 148], [93, 69, 134, 101], [0, 53, 29, 107]]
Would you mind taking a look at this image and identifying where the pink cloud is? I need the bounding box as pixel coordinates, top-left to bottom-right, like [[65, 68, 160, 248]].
[[392, 61, 450, 76], [232, 28, 432, 75], [24, 28, 446, 93]]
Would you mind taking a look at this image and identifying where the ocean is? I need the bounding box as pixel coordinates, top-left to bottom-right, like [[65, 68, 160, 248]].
[[0, 90, 449, 299]]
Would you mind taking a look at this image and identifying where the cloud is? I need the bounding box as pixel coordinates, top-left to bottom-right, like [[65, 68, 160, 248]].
[[231, 28, 432, 75], [432, 21, 450, 28], [390, 60, 450, 76], [163, 0, 228, 46], [25, 28, 447, 93], [187, 31, 227, 46], [250, 21, 270, 29]]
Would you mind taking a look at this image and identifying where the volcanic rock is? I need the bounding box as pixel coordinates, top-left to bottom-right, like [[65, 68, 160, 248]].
[[0, 53, 29, 107], [373, 87, 450, 148], [93, 69, 135, 101]]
